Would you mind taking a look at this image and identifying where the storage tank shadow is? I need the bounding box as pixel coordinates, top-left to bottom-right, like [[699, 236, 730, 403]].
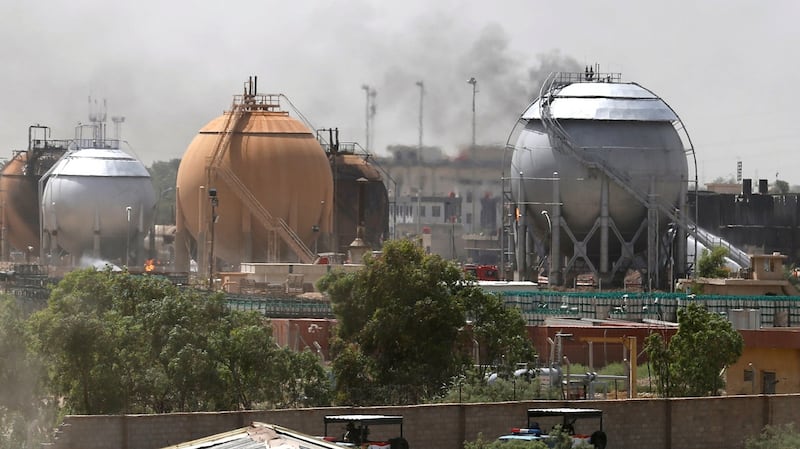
[[507, 69, 693, 289], [40, 140, 156, 268], [322, 130, 389, 256], [0, 125, 70, 260], [175, 78, 333, 274]]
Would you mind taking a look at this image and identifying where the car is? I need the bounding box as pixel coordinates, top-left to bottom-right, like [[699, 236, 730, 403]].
[[497, 408, 606, 449], [323, 414, 409, 449]]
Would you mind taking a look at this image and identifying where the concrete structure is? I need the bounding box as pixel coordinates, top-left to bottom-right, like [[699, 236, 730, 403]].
[[45, 395, 800, 449], [675, 252, 799, 296], [220, 262, 362, 294], [378, 144, 504, 264]]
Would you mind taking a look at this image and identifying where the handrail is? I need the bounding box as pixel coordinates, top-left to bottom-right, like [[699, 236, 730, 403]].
[[215, 165, 315, 263], [537, 74, 750, 269], [206, 98, 315, 264]]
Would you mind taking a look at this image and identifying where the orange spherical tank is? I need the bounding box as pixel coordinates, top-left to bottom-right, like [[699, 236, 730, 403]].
[[0, 153, 40, 254], [176, 108, 333, 264]]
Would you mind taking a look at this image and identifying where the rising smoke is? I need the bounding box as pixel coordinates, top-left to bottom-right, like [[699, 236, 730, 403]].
[[0, 1, 582, 164]]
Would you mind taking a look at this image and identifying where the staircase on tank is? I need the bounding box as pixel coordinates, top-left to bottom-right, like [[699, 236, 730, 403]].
[[205, 94, 316, 264], [538, 73, 750, 270]]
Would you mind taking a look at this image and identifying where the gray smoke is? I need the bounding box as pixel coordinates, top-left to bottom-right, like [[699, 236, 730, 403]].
[[0, 2, 582, 163]]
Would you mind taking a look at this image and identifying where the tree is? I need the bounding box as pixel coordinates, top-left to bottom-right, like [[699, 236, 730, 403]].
[[0, 296, 56, 449], [29, 268, 331, 414], [318, 239, 533, 405], [147, 159, 180, 225], [645, 302, 743, 397], [770, 179, 790, 195], [696, 246, 730, 278]]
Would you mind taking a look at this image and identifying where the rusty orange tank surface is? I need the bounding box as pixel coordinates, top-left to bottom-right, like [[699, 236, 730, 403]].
[[0, 153, 39, 254], [176, 95, 333, 266]]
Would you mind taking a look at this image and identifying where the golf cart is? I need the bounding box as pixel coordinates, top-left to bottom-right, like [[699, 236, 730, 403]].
[[323, 414, 409, 449], [497, 408, 606, 449]]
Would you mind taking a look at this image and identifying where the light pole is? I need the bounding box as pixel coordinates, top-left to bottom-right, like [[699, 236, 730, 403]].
[[361, 85, 371, 151], [208, 188, 218, 290], [361, 85, 377, 152], [467, 77, 478, 232], [416, 80, 424, 163], [125, 206, 132, 267]]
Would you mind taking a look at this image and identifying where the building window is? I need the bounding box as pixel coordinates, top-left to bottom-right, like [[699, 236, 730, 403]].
[[466, 213, 472, 225], [420, 206, 426, 217], [466, 191, 474, 203], [432, 205, 441, 217]]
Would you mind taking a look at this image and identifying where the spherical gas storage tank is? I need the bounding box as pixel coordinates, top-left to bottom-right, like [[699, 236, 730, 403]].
[[41, 147, 156, 264], [0, 153, 40, 254], [511, 77, 689, 278], [176, 95, 333, 265]]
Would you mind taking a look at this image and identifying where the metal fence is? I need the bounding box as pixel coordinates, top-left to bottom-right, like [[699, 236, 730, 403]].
[[499, 290, 800, 326]]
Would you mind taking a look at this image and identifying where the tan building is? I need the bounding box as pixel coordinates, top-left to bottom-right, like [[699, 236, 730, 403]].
[[727, 328, 800, 395], [676, 252, 799, 296]]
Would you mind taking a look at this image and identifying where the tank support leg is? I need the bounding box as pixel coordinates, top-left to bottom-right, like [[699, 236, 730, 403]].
[[647, 177, 658, 291], [175, 186, 190, 273], [549, 172, 561, 285], [600, 177, 609, 275], [241, 208, 252, 263], [93, 209, 101, 259]]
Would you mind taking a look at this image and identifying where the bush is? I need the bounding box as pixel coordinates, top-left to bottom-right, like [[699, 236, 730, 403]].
[[745, 423, 800, 449]]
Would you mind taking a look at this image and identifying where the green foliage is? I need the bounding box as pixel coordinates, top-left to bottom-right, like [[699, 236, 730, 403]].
[[745, 423, 800, 449], [434, 370, 559, 403], [696, 246, 730, 278], [147, 159, 180, 225], [0, 295, 56, 449], [319, 239, 534, 405], [464, 433, 548, 449], [28, 268, 331, 414], [644, 333, 672, 397], [644, 302, 743, 397]]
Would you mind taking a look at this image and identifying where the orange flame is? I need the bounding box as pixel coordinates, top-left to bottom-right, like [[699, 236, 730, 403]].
[[144, 259, 156, 272]]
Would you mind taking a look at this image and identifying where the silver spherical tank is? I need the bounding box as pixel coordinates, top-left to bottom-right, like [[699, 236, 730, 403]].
[[510, 73, 690, 287], [41, 147, 156, 266]]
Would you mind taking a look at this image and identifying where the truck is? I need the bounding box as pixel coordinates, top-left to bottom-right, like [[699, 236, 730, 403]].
[[463, 264, 499, 281]]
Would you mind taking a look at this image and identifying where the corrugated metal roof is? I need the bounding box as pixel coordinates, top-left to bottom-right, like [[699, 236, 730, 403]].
[[161, 422, 345, 449]]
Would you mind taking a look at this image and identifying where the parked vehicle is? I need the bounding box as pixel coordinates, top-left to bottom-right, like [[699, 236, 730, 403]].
[[497, 408, 606, 448], [463, 264, 499, 281], [323, 414, 409, 449]]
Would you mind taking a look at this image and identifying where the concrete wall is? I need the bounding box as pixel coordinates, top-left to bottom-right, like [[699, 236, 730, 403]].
[[238, 263, 362, 291], [47, 395, 800, 449]]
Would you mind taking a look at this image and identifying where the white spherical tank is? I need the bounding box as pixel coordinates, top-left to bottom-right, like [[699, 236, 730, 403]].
[[41, 148, 156, 264], [510, 77, 689, 283]]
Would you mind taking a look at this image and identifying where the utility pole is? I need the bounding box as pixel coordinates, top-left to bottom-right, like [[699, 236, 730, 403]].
[[416, 80, 424, 163], [467, 77, 478, 233], [361, 84, 371, 151]]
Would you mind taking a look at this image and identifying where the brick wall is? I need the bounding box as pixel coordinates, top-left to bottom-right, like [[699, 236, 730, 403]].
[[48, 395, 800, 449]]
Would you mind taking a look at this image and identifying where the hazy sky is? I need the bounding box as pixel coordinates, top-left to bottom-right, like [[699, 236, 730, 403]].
[[1, 0, 798, 185]]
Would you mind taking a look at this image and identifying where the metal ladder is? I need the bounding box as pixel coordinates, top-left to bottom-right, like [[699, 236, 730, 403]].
[[206, 95, 315, 264], [538, 73, 750, 270]]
